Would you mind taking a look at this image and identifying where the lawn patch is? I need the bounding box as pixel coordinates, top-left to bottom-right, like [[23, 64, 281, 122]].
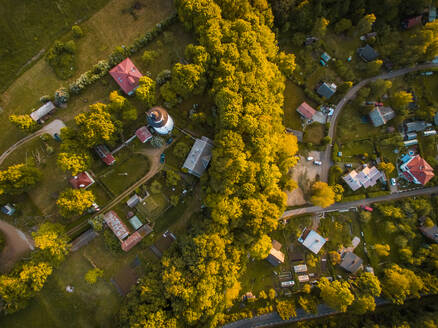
[[303, 123, 325, 145]]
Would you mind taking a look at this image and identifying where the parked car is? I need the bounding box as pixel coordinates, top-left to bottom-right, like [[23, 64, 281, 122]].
[[344, 163, 352, 168], [313, 160, 322, 166], [167, 137, 173, 145], [360, 205, 373, 212], [160, 153, 165, 163], [390, 178, 396, 186], [307, 156, 314, 161], [280, 280, 295, 288], [53, 133, 62, 142]]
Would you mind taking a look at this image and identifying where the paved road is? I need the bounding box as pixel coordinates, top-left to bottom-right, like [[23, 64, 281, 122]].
[[0, 220, 34, 273], [319, 63, 438, 182], [282, 186, 438, 218], [0, 119, 66, 166]]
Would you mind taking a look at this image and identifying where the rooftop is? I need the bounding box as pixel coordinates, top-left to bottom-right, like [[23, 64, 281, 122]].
[[316, 82, 336, 99], [357, 44, 378, 62], [104, 211, 130, 241], [340, 252, 363, 273], [182, 136, 213, 177], [109, 58, 143, 95], [298, 229, 326, 254], [69, 171, 95, 189], [135, 126, 152, 143], [30, 101, 55, 122], [296, 102, 316, 120], [401, 155, 434, 185], [369, 106, 395, 127]]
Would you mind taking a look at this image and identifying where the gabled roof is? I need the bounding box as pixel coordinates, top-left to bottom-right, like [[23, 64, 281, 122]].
[[419, 225, 438, 242], [340, 252, 363, 273], [109, 58, 143, 95], [296, 102, 316, 119], [316, 82, 336, 99], [95, 145, 116, 166], [69, 171, 95, 189], [357, 44, 378, 62], [406, 121, 431, 133], [298, 229, 326, 254], [369, 106, 395, 127], [183, 136, 213, 177], [121, 231, 142, 252], [405, 155, 434, 185], [128, 215, 143, 231], [104, 211, 130, 241], [30, 101, 55, 122], [135, 126, 152, 143]]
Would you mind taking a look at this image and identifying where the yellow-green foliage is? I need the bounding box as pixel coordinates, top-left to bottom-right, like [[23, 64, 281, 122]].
[[56, 188, 95, 217], [9, 114, 36, 131]]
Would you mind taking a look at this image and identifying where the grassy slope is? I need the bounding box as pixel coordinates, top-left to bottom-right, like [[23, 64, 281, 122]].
[[0, 0, 110, 92], [0, 0, 175, 154]]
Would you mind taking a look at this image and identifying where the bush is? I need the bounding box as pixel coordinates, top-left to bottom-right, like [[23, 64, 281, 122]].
[[340, 194, 366, 202], [150, 136, 165, 148], [85, 268, 104, 284], [64, 40, 76, 54], [45, 40, 76, 79], [54, 87, 70, 105], [103, 230, 122, 253], [39, 95, 51, 103], [156, 69, 172, 86], [72, 25, 84, 39], [142, 50, 158, 66], [0, 230, 5, 253], [150, 180, 162, 194]]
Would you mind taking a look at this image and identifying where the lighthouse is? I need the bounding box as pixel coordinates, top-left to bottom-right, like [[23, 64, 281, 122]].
[[146, 106, 174, 135]]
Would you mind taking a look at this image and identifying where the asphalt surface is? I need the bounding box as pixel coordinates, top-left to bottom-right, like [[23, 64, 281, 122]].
[[282, 185, 438, 218], [319, 63, 438, 182]]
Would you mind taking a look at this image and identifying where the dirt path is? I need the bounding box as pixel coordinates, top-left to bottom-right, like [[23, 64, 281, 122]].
[[0, 220, 34, 273], [0, 119, 66, 166]]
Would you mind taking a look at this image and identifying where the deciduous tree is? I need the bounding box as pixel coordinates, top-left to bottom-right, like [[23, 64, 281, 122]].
[[136, 76, 156, 108], [311, 181, 336, 208], [318, 277, 354, 312], [56, 188, 95, 217], [33, 222, 70, 263], [57, 152, 90, 176], [0, 164, 41, 195], [9, 114, 36, 131]]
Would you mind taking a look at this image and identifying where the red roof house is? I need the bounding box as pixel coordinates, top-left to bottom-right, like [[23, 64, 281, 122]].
[[403, 16, 423, 29], [400, 155, 434, 185], [95, 145, 116, 166], [135, 126, 152, 143], [69, 171, 95, 189], [109, 58, 143, 95], [296, 102, 316, 120], [103, 211, 130, 241]]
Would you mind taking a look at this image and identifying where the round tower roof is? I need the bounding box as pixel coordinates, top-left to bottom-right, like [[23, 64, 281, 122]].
[[147, 106, 169, 128]]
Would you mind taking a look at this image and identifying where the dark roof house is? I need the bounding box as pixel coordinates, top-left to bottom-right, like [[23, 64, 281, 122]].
[[340, 252, 363, 274], [266, 240, 285, 266], [109, 58, 143, 95], [316, 82, 337, 99], [419, 225, 438, 243], [369, 106, 395, 127], [296, 102, 316, 120], [406, 121, 432, 133], [357, 44, 379, 62], [182, 136, 213, 177]]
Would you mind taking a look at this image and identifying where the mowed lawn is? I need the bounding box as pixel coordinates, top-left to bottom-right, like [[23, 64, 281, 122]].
[[0, 235, 140, 328], [283, 80, 307, 131], [0, 0, 175, 154]]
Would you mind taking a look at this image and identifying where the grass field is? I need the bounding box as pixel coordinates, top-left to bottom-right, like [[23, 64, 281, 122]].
[[283, 80, 307, 131], [303, 123, 325, 145], [0, 235, 140, 328], [0, 0, 110, 92]]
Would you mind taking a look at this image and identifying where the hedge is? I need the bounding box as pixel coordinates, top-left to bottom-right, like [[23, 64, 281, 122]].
[[366, 191, 390, 198], [340, 194, 367, 202]]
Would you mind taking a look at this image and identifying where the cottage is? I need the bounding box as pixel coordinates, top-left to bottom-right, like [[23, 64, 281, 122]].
[[69, 171, 95, 189], [1, 204, 15, 216], [104, 211, 130, 241], [400, 155, 434, 185], [109, 58, 143, 95], [343, 166, 383, 191], [293, 264, 308, 274], [126, 194, 141, 208], [182, 136, 213, 177], [419, 225, 438, 243], [266, 240, 285, 266], [406, 121, 432, 133], [297, 275, 310, 283], [316, 82, 337, 99], [357, 44, 379, 62], [298, 229, 327, 255], [30, 101, 55, 122], [135, 126, 152, 143], [369, 106, 395, 127], [340, 252, 363, 274], [296, 102, 317, 120], [95, 145, 116, 166]]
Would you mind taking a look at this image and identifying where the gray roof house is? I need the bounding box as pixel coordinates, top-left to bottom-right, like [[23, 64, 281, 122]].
[[340, 252, 363, 274], [357, 44, 379, 62], [30, 101, 55, 122], [316, 82, 337, 99], [419, 225, 438, 243], [434, 112, 438, 126], [406, 121, 432, 133], [182, 136, 213, 177], [369, 106, 395, 127]]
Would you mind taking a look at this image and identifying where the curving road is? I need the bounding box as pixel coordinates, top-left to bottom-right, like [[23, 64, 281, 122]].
[[319, 62, 438, 182]]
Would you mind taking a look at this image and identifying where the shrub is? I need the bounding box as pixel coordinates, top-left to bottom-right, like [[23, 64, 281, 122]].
[[173, 142, 190, 159], [0, 230, 5, 253], [45, 40, 76, 79], [103, 230, 122, 253], [72, 25, 84, 39], [340, 194, 366, 202], [39, 95, 51, 103], [156, 69, 171, 86], [150, 180, 162, 194], [85, 268, 104, 284], [64, 40, 76, 54], [142, 50, 158, 66], [9, 114, 36, 131], [150, 136, 165, 148], [54, 87, 70, 105]]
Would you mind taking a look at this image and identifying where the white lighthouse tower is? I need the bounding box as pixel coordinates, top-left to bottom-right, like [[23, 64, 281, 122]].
[[146, 106, 174, 135]]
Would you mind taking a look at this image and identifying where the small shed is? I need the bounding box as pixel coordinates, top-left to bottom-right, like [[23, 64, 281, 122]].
[[266, 239, 285, 266], [293, 264, 308, 273], [129, 216, 143, 231], [357, 44, 378, 62], [126, 194, 141, 208], [340, 252, 363, 274], [316, 82, 337, 99], [95, 145, 116, 166], [135, 126, 152, 143], [297, 274, 310, 283], [321, 52, 331, 63], [182, 136, 213, 177]]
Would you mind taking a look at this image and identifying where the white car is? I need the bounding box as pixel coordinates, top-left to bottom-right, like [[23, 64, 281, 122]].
[[307, 156, 314, 161], [313, 160, 322, 166]]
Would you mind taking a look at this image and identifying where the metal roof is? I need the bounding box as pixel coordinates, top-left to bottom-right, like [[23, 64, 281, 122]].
[[182, 136, 213, 177], [30, 101, 55, 121]]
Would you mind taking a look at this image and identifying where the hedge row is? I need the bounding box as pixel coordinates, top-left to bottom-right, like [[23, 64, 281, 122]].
[[340, 194, 367, 202], [366, 191, 391, 198]]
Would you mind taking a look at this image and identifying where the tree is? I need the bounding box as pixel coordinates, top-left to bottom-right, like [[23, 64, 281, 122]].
[[171, 63, 206, 98], [258, 290, 267, 299], [318, 278, 354, 312], [136, 76, 156, 108], [173, 142, 190, 159], [378, 162, 395, 175], [72, 25, 83, 38], [312, 17, 329, 38], [85, 268, 104, 284], [391, 91, 413, 112], [150, 180, 162, 194], [334, 18, 352, 34], [382, 264, 424, 304], [142, 50, 158, 66], [351, 295, 376, 314], [57, 152, 90, 175], [328, 251, 341, 265], [165, 169, 181, 187], [150, 136, 165, 148], [33, 222, 69, 263], [332, 184, 344, 202], [311, 181, 336, 208], [54, 87, 70, 105], [56, 188, 95, 217], [369, 79, 392, 99], [0, 163, 41, 195], [357, 14, 376, 35], [277, 52, 296, 79], [298, 295, 317, 314], [249, 234, 272, 259], [9, 114, 36, 131], [374, 244, 391, 257], [276, 300, 296, 320], [268, 288, 276, 300], [354, 272, 382, 297], [366, 60, 383, 76], [74, 103, 115, 147]]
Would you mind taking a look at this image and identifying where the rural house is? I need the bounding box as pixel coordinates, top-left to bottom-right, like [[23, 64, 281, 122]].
[[340, 252, 363, 274], [357, 44, 379, 62], [95, 145, 116, 166], [30, 101, 55, 123], [109, 57, 143, 95], [69, 171, 95, 189], [104, 211, 130, 241], [343, 166, 383, 191], [296, 102, 316, 120], [400, 155, 434, 185], [266, 239, 285, 266], [316, 82, 337, 99], [298, 228, 327, 255], [369, 106, 395, 127], [183, 136, 213, 177], [419, 225, 438, 243]]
